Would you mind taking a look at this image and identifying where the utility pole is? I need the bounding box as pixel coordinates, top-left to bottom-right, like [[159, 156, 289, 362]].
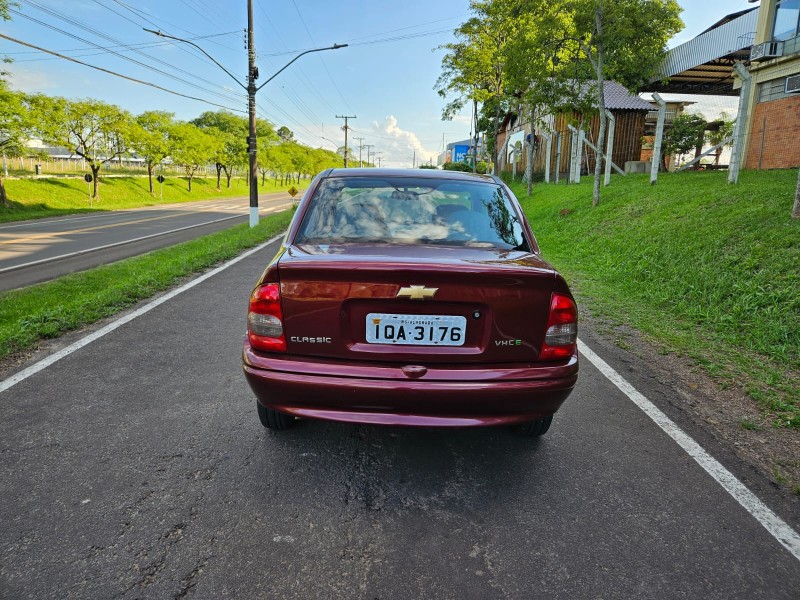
[[247, 0, 258, 227], [413, 150, 416, 169], [353, 137, 364, 167], [336, 115, 356, 167], [364, 144, 374, 167], [376, 152, 383, 168]]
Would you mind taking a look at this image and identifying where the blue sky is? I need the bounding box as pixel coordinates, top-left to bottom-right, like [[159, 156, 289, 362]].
[[1, 0, 759, 167]]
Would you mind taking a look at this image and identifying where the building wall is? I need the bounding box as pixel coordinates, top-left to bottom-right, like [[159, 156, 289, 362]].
[[532, 111, 646, 176], [745, 94, 800, 169]]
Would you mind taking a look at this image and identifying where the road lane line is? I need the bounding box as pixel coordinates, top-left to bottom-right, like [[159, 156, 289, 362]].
[[577, 339, 800, 562], [0, 233, 284, 395], [0, 202, 291, 275], [0, 214, 246, 274], [0, 201, 256, 246]]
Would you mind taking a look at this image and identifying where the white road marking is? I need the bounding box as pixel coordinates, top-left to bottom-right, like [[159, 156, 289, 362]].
[[578, 339, 800, 562], [0, 233, 284, 395], [0, 213, 245, 275]]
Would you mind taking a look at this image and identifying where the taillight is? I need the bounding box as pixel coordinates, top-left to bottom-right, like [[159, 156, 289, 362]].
[[247, 283, 286, 352], [540, 293, 578, 361]]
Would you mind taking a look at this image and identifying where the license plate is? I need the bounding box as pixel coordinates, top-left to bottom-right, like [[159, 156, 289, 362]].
[[366, 313, 467, 346]]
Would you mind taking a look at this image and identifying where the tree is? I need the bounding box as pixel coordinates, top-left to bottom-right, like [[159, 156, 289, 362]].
[[170, 123, 217, 192], [1, 1, 13, 81], [564, 0, 683, 205], [436, 0, 513, 175], [276, 126, 294, 143], [502, 2, 577, 195], [30, 95, 134, 199], [192, 111, 248, 191], [707, 111, 735, 166], [133, 111, 175, 196], [0, 82, 27, 207], [663, 112, 707, 169]]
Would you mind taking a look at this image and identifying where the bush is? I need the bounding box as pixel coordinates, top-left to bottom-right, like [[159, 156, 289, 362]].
[[475, 161, 488, 174], [442, 161, 472, 172], [419, 164, 438, 169]]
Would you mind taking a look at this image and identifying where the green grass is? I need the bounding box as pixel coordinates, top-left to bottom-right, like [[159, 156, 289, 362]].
[[510, 169, 799, 429], [0, 209, 294, 360], [0, 175, 305, 223]]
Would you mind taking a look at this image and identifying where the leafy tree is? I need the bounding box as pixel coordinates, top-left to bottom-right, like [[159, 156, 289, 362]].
[[170, 123, 217, 192], [133, 111, 175, 196], [0, 1, 14, 81], [436, 0, 514, 174], [276, 126, 294, 143], [0, 82, 27, 206], [562, 0, 682, 204], [706, 111, 734, 166], [30, 95, 134, 199], [664, 112, 707, 169], [192, 111, 248, 191]]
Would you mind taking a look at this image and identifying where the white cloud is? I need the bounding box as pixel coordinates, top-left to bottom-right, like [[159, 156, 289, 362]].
[[371, 115, 438, 168], [5, 67, 63, 93]]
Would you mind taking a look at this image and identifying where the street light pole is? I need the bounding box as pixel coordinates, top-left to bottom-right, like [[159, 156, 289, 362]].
[[145, 0, 346, 227]]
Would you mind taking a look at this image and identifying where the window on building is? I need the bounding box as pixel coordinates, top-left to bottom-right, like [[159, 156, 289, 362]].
[[774, 0, 800, 41]]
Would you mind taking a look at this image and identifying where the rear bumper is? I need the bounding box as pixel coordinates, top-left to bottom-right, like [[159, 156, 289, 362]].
[[242, 342, 578, 427]]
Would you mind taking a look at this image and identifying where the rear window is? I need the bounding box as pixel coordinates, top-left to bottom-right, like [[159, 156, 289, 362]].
[[295, 176, 529, 250]]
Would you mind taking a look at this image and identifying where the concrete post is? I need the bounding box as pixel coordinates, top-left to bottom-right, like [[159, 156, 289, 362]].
[[604, 110, 615, 186], [575, 129, 585, 183], [651, 92, 666, 185], [567, 125, 577, 185], [729, 62, 752, 185], [555, 133, 562, 184], [543, 133, 552, 184]]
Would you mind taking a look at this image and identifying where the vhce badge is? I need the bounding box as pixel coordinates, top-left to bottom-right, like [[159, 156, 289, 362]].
[[396, 285, 438, 300]]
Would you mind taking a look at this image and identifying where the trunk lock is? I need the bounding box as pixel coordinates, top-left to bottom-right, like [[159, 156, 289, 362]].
[[401, 365, 428, 379]]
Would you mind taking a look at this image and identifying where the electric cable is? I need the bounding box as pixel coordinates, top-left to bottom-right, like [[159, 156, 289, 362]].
[[0, 32, 245, 113]]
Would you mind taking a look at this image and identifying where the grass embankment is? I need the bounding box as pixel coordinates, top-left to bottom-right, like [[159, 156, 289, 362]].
[[0, 209, 294, 361], [510, 170, 799, 429], [0, 175, 304, 223]]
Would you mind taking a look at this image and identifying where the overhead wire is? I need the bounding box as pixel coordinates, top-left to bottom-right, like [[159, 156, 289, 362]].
[[290, 0, 354, 114], [13, 2, 246, 106], [0, 32, 245, 113], [111, 0, 241, 52]]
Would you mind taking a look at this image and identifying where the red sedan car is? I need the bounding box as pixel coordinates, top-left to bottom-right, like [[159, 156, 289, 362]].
[[243, 168, 578, 435]]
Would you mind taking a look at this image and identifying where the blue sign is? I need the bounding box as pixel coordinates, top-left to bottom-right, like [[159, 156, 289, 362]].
[[453, 145, 470, 163]]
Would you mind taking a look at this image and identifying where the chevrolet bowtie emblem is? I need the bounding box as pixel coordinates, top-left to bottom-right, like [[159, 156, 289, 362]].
[[396, 285, 438, 300]]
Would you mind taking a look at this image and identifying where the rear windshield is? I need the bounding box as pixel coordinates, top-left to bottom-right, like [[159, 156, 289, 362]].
[[294, 176, 529, 250]]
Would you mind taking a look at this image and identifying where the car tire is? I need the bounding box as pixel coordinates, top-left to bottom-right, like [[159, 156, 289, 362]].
[[518, 415, 553, 436], [257, 401, 296, 431]]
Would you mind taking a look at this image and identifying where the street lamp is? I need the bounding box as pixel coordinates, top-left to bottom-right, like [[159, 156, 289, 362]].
[[145, 10, 346, 227], [320, 136, 338, 149]]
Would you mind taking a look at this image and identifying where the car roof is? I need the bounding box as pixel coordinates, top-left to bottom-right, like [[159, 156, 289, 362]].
[[322, 168, 499, 183]]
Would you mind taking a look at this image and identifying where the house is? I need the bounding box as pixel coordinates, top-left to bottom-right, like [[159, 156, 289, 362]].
[[496, 81, 652, 178], [739, 0, 800, 169]]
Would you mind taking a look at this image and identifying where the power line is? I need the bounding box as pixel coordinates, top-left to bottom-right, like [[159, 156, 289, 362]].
[[291, 0, 353, 114], [0, 32, 245, 113], [12, 4, 245, 105], [111, 0, 240, 52]]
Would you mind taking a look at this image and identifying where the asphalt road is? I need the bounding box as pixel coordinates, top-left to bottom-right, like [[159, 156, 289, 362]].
[[1, 237, 798, 599], [0, 193, 294, 291]]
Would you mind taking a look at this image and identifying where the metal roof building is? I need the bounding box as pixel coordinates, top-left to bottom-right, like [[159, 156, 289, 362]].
[[643, 8, 759, 96]]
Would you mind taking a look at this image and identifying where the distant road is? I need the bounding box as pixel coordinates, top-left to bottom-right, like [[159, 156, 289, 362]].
[[0, 192, 295, 291]]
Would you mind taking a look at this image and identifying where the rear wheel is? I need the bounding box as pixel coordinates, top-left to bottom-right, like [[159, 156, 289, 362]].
[[517, 415, 553, 437], [257, 401, 296, 431]]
